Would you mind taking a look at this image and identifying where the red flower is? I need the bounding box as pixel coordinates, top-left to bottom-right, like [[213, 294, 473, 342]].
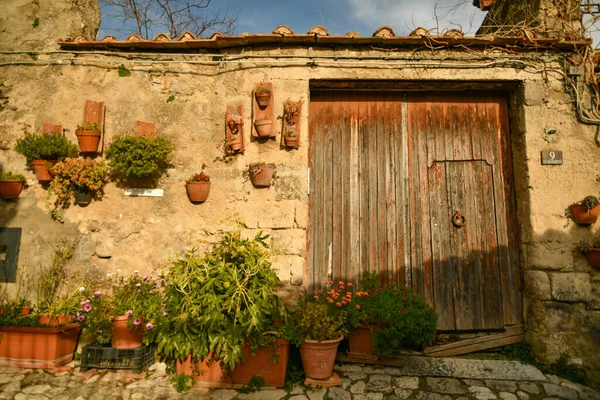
[[336, 302, 342, 307], [298, 292, 304, 297], [328, 298, 334, 303], [398, 309, 403, 313], [355, 305, 360, 310], [347, 283, 353, 287]]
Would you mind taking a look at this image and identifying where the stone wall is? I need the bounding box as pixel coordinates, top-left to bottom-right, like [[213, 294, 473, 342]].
[[0, 0, 599, 390]]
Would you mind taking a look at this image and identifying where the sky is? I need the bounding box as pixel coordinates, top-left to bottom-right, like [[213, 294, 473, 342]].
[[98, 0, 488, 39]]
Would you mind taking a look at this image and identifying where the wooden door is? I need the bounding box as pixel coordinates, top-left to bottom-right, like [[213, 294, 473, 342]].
[[308, 90, 522, 332]]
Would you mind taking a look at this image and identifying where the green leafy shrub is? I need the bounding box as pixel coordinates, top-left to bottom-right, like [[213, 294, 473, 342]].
[[14, 133, 78, 162], [578, 195, 600, 211], [577, 234, 600, 254], [156, 230, 285, 372], [105, 135, 174, 182]]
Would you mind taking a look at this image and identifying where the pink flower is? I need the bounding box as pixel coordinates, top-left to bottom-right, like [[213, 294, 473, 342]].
[[77, 312, 85, 321], [145, 323, 153, 329], [80, 300, 89, 306], [126, 310, 133, 317], [93, 291, 102, 297], [136, 283, 141, 287], [83, 304, 92, 312], [162, 311, 168, 316], [133, 318, 141, 326]]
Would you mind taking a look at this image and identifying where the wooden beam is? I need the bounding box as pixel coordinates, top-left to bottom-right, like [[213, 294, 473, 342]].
[[424, 325, 523, 357]]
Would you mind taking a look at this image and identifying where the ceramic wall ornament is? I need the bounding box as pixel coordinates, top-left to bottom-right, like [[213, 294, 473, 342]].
[[281, 99, 303, 148], [252, 82, 276, 139], [226, 105, 245, 153], [81, 100, 105, 153]]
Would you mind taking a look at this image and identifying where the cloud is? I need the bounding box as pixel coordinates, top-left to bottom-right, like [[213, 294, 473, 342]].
[[346, 0, 486, 35]]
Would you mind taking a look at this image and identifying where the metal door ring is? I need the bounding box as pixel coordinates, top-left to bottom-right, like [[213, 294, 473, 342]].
[[452, 211, 466, 228]]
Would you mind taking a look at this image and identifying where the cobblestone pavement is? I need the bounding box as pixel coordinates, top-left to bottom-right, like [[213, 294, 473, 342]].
[[0, 356, 598, 400]]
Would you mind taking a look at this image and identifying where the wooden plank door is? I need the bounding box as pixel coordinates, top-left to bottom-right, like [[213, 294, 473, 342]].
[[308, 91, 410, 289], [408, 92, 521, 331]]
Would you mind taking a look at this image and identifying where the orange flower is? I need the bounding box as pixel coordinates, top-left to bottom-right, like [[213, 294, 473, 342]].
[[314, 296, 319, 300], [338, 281, 344, 285], [298, 292, 304, 297], [328, 298, 334, 303], [355, 305, 360, 310], [356, 292, 362, 297], [336, 302, 342, 307], [346, 292, 352, 297], [347, 283, 353, 287], [342, 300, 347, 305]]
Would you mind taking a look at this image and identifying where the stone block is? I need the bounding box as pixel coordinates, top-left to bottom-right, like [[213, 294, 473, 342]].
[[550, 273, 592, 302], [524, 270, 551, 300], [366, 374, 392, 393], [295, 206, 308, 229], [524, 82, 547, 106], [426, 378, 466, 395], [271, 229, 306, 256], [485, 381, 517, 393], [243, 201, 295, 229], [543, 384, 578, 400], [394, 377, 420, 389], [527, 242, 572, 271], [271, 255, 305, 285]]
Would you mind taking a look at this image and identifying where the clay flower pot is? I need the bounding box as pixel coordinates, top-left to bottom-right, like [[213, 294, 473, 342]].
[[347, 324, 378, 360], [76, 128, 101, 153], [585, 249, 600, 269], [186, 181, 211, 202], [0, 180, 24, 199], [284, 135, 299, 147], [110, 316, 142, 349], [571, 204, 600, 225], [254, 119, 273, 137], [229, 138, 242, 152], [299, 336, 343, 379], [249, 164, 274, 188], [255, 91, 271, 107], [31, 160, 56, 182], [38, 315, 72, 326]]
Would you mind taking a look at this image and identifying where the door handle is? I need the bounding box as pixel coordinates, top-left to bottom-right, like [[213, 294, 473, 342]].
[[452, 211, 466, 228]]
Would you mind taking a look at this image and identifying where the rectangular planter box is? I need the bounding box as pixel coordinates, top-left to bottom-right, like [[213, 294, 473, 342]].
[[80, 344, 155, 373], [176, 338, 289, 388], [0, 323, 81, 368]]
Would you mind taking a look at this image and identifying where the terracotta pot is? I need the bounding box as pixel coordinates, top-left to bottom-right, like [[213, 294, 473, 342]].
[[299, 336, 343, 380], [0, 323, 81, 368], [76, 129, 101, 153], [186, 181, 211, 202], [571, 204, 600, 225], [0, 180, 24, 199], [284, 136, 299, 147], [39, 314, 72, 326], [31, 160, 56, 182], [585, 249, 600, 268], [75, 190, 93, 206], [255, 92, 271, 107], [176, 338, 290, 388], [20, 306, 32, 316], [229, 138, 242, 152], [347, 324, 378, 360], [110, 316, 142, 349], [250, 165, 274, 188], [254, 120, 273, 137]]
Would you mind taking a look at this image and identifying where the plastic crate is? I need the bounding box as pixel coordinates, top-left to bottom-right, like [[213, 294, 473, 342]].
[[80, 344, 154, 373]]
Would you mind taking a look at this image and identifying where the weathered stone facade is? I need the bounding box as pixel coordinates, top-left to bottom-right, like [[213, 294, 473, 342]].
[[0, 0, 599, 390]]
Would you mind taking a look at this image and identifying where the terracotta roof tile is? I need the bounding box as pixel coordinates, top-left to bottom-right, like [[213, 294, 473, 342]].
[[56, 25, 591, 51]]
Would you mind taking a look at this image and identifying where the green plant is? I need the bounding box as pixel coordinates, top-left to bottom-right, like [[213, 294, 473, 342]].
[[577, 195, 600, 211], [46, 157, 108, 222], [284, 126, 298, 137], [118, 64, 131, 77], [577, 234, 600, 254], [27, 52, 38, 60], [105, 135, 174, 182], [14, 132, 78, 162], [0, 172, 26, 182], [0, 299, 38, 327], [79, 122, 100, 131], [156, 230, 286, 372], [77, 271, 164, 345], [170, 373, 192, 392], [239, 376, 266, 393], [166, 95, 175, 103], [255, 83, 271, 96], [247, 162, 276, 177], [32, 18, 39, 28], [186, 164, 210, 182], [288, 301, 346, 346], [344, 272, 437, 354]]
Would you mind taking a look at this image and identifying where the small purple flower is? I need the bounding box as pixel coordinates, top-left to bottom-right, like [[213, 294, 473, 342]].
[[93, 290, 102, 297], [126, 310, 133, 317], [83, 303, 92, 312], [145, 323, 153, 330], [133, 318, 141, 326]]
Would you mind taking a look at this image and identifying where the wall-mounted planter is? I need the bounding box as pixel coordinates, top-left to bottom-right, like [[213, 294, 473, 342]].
[[0, 323, 81, 368], [585, 249, 600, 268], [31, 160, 56, 182], [571, 204, 600, 225], [76, 128, 102, 153], [281, 99, 303, 149], [176, 338, 289, 388], [0, 180, 24, 199], [75, 189, 94, 206], [252, 82, 276, 139], [249, 163, 275, 188], [82, 100, 105, 153], [226, 106, 245, 154], [186, 181, 211, 202]]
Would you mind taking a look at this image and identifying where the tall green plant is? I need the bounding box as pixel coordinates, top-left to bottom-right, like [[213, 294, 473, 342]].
[[14, 133, 77, 162], [105, 135, 174, 181], [156, 231, 285, 372]]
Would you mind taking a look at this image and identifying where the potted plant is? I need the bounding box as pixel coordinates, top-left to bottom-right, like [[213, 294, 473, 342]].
[[343, 272, 437, 359], [248, 163, 275, 188], [284, 99, 301, 125], [105, 134, 174, 185], [185, 165, 210, 203], [75, 122, 102, 153], [77, 272, 163, 349], [288, 289, 347, 380], [227, 115, 243, 152], [46, 157, 108, 222], [284, 126, 299, 147], [255, 83, 272, 107], [157, 230, 289, 388], [14, 132, 78, 182], [577, 236, 600, 268], [571, 196, 600, 225], [0, 298, 81, 368], [254, 118, 273, 137], [0, 171, 26, 199]]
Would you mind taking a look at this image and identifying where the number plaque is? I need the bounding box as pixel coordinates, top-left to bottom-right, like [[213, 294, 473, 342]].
[[541, 151, 563, 165]]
